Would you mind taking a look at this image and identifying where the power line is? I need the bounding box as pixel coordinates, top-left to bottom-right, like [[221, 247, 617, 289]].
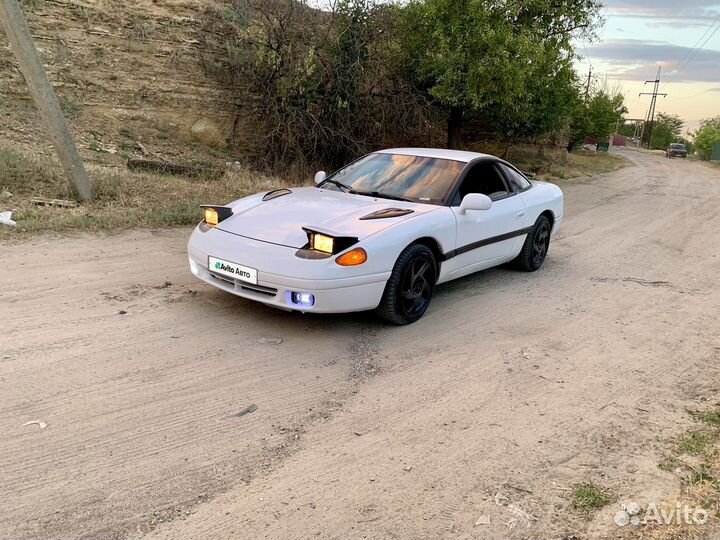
[[663, 13, 720, 89], [582, 40, 593, 70], [596, 6, 612, 43], [577, 6, 612, 93], [661, 13, 720, 88], [671, 88, 718, 100]]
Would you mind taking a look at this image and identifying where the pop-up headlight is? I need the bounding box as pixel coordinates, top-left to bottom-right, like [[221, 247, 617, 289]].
[[200, 205, 233, 227]]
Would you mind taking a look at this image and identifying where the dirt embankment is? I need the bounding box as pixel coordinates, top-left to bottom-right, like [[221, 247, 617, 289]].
[[0, 0, 247, 163]]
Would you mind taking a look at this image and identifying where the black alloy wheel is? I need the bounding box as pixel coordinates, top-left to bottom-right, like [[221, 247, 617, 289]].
[[376, 244, 437, 325], [512, 215, 552, 272], [399, 253, 435, 319], [531, 219, 550, 268]]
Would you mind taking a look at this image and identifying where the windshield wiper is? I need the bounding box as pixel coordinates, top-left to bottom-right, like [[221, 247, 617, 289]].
[[322, 179, 358, 194], [358, 191, 412, 202]]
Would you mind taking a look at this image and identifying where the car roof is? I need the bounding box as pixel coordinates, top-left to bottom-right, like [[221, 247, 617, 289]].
[[375, 148, 494, 163]]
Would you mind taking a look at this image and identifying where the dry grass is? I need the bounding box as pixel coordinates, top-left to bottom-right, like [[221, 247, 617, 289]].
[[0, 146, 291, 236], [693, 158, 720, 172], [0, 145, 631, 237], [511, 149, 630, 181], [612, 408, 720, 540]]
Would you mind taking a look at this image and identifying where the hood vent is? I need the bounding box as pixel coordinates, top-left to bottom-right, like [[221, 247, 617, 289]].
[[262, 188, 292, 201], [359, 208, 414, 220]]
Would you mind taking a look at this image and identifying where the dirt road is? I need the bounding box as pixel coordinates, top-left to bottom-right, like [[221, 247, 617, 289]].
[[2, 150, 719, 540]]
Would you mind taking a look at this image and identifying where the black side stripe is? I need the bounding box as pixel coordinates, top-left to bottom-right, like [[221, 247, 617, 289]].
[[443, 227, 533, 260]]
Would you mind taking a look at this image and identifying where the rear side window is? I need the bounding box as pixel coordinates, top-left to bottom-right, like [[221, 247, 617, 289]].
[[499, 164, 531, 192]]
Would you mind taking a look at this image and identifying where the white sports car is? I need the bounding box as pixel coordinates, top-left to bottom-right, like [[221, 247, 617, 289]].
[[188, 148, 563, 324]]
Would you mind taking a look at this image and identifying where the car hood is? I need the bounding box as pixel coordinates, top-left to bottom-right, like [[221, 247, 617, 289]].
[[217, 186, 437, 248]]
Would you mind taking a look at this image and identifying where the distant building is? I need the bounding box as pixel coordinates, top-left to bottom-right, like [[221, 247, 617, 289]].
[[612, 134, 628, 147]]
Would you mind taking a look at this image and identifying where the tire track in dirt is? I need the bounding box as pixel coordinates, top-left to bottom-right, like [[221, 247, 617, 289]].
[[0, 230, 393, 539], [136, 151, 720, 540], [2, 151, 720, 539]]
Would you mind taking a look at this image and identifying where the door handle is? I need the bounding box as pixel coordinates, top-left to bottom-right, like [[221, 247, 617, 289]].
[[517, 212, 525, 217]]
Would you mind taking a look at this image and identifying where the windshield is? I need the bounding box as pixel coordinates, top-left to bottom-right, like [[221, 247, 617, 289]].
[[671, 144, 686, 150], [321, 153, 465, 204]]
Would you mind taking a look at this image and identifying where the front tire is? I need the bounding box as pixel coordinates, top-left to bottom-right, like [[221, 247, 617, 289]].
[[376, 244, 437, 325], [513, 215, 551, 272]]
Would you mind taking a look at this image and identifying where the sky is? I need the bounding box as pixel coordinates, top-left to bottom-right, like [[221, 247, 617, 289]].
[[580, 0, 720, 134]]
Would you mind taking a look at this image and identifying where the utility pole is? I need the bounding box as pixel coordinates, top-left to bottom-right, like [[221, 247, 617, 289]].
[[639, 109, 648, 142], [585, 67, 592, 100], [639, 67, 667, 149], [0, 0, 92, 201]]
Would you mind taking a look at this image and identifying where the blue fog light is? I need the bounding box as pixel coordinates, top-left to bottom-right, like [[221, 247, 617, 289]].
[[289, 291, 315, 308]]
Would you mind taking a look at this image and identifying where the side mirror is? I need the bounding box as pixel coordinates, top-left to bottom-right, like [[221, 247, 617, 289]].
[[459, 193, 492, 214], [314, 171, 327, 185]]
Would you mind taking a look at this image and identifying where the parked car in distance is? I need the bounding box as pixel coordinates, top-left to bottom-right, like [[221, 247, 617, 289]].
[[666, 143, 688, 158]]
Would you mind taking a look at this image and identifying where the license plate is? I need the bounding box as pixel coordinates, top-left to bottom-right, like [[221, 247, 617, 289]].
[[208, 256, 257, 285]]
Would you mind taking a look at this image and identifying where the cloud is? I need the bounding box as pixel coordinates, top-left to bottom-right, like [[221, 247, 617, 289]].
[[646, 21, 717, 28], [602, 0, 720, 19], [587, 39, 720, 82], [605, 0, 720, 5], [710, 87, 720, 91]]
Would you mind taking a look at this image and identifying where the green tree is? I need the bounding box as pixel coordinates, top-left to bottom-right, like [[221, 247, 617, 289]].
[[617, 121, 637, 138], [488, 48, 580, 148], [649, 113, 684, 150], [400, 0, 601, 148], [568, 89, 627, 150], [693, 116, 720, 160]]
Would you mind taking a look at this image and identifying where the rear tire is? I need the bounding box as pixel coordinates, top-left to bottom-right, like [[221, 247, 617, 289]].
[[512, 215, 551, 272], [376, 244, 437, 325]]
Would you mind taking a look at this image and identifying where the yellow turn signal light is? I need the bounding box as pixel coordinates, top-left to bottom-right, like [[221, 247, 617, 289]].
[[204, 208, 219, 226], [336, 247, 368, 266]]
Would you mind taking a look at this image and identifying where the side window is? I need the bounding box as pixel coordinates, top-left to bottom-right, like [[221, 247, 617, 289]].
[[454, 161, 511, 204], [499, 164, 531, 192]]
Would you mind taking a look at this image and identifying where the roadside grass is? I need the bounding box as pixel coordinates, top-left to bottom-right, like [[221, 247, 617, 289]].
[[571, 482, 614, 516], [691, 157, 720, 172], [668, 410, 720, 492], [668, 409, 720, 487], [564, 151, 631, 177], [0, 144, 630, 236], [614, 409, 720, 540], [512, 150, 630, 181], [567, 409, 720, 539], [677, 432, 714, 456], [0, 146, 288, 236]]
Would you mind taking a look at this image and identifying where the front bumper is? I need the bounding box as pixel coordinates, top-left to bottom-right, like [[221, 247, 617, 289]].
[[188, 226, 390, 314]]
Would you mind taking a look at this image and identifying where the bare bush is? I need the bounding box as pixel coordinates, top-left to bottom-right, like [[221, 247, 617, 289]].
[[200, 0, 436, 174]]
